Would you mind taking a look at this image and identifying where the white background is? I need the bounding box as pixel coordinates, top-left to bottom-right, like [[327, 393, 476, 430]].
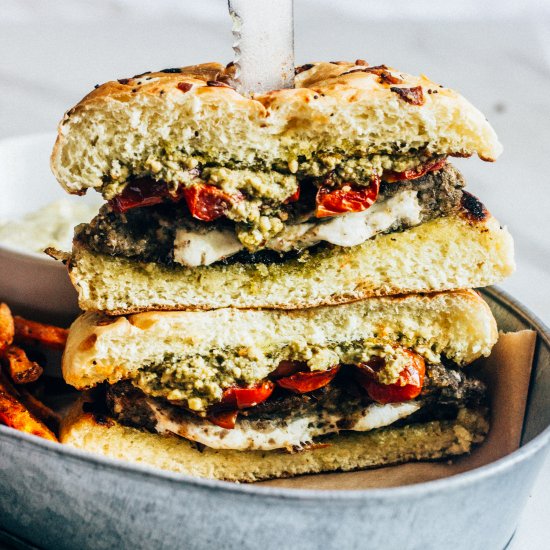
[[0, 1, 548, 548]]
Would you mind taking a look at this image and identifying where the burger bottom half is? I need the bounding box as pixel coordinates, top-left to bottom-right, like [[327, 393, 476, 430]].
[[60, 290, 495, 482]]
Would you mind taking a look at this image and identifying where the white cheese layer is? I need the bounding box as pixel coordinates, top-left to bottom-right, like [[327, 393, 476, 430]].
[[172, 189, 422, 267], [173, 228, 243, 266], [152, 400, 421, 451], [279, 189, 422, 250]]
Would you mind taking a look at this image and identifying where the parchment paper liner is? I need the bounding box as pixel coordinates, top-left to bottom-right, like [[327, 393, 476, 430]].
[[260, 331, 536, 489]]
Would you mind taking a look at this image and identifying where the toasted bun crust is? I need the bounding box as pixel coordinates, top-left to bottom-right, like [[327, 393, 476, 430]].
[[67, 213, 514, 315], [62, 289, 497, 389], [60, 401, 489, 482], [51, 61, 501, 194]]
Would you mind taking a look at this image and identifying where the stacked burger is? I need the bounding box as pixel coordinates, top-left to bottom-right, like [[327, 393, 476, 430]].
[[53, 61, 514, 482]]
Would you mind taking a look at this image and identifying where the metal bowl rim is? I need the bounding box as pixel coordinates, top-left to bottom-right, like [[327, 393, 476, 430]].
[[1, 286, 549, 502]]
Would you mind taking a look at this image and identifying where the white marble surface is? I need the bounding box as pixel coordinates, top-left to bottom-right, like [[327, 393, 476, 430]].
[[0, 2, 548, 548]]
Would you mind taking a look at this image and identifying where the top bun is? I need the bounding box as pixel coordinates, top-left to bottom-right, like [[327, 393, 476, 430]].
[[62, 289, 497, 390], [51, 61, 502, 195]]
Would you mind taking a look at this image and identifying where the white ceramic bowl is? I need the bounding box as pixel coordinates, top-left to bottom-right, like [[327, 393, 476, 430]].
[[0, 133, 92, 324]]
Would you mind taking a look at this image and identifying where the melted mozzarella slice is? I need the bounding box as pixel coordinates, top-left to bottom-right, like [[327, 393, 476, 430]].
[[172, 188, 423, 266], [173, 227, 243, 266], [264, 221, 315, 252], [268, 189, 422, 251], [151, 400, 421, 451]]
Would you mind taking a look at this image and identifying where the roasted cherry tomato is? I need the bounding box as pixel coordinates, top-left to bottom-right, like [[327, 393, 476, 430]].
[[315, 177, 380, 218], [220, 380, 275, 409], [355, 350, 425, 404], [207, 381, 274, 430], [276, 365, 341, 394], [284, 185, 301, 204], [269, 360, 305, 379], [383, 157, 447, 183], [208, 410, 239, 430], [109, 178, 167, 213], [183, 183, 237, 222]]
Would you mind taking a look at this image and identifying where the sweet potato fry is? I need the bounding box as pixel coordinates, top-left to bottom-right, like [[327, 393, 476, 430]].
[[0, 375, 57, 442], [13, 316, 68, 350], [18, 387, 60, 434], [0, 303, 14, 353], [3, 345, 43, 384]]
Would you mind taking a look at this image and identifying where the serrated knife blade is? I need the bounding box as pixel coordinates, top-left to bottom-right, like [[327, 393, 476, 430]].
[[228, 0, 295, 95]]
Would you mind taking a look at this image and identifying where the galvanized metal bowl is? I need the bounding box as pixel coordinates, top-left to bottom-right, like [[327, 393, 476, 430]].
[[0, 287, 549, 550]]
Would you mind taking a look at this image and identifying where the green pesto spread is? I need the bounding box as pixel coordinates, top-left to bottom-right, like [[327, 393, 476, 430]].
[[134, 339, 437, 413], [295, 152, 433, 181], [103, 150, 431, 197]]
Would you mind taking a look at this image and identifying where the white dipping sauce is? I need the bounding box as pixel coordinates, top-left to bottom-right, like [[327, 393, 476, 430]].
[[0, 199, 98, 254]]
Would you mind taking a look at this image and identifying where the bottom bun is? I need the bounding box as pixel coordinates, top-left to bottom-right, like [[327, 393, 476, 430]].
[[60, 401, 489, 482], [68, 213, 514, 313]]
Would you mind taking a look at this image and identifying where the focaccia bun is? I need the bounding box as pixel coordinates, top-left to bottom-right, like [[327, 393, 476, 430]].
[[51, 61, 501, 195], [60, 401, 489, 482], [62, 289, 497, 390], [67, 212, 514, 315]]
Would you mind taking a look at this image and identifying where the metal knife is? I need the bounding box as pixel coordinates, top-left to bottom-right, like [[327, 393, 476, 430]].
[[228, 0, 295, 95]]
